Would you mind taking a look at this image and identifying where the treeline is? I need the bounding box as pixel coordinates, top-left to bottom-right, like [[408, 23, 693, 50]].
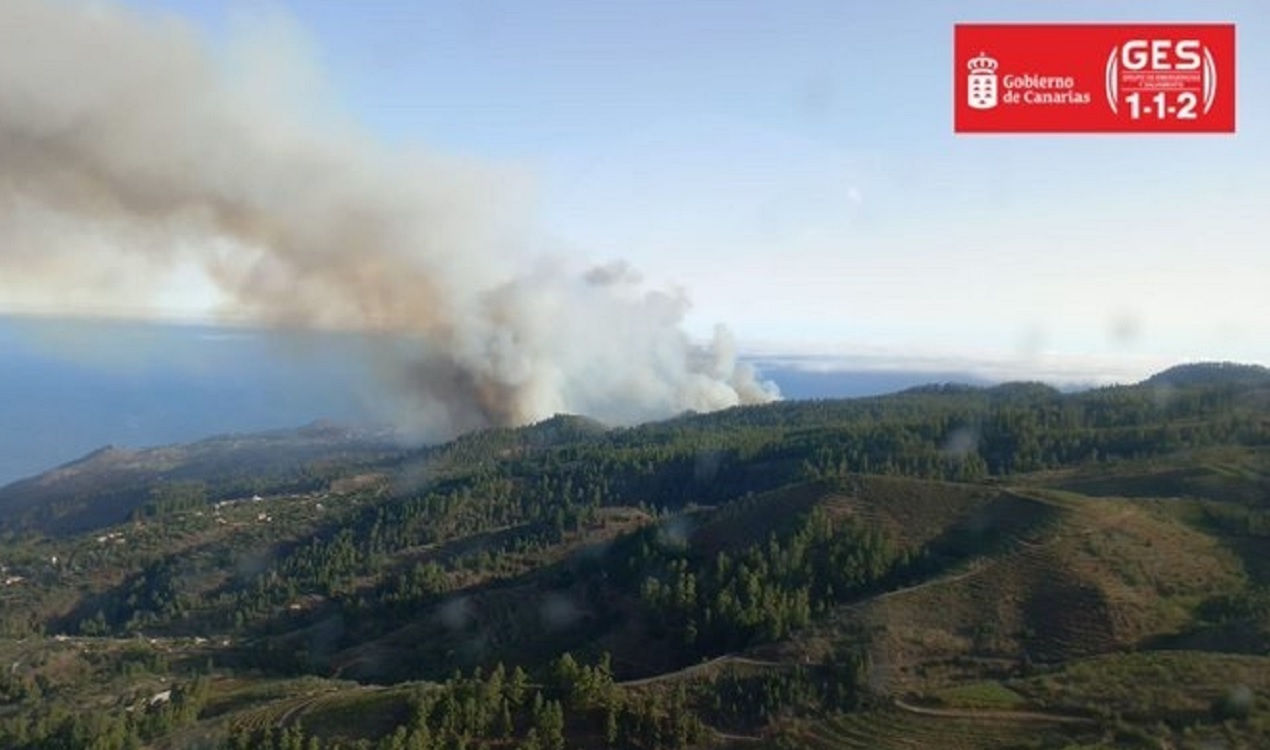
[[705, 651, 870, 730], [622, 507, 904, 660], [220, 649, 873, 750], [0, 675, 210, 750], [222, 654, 707, 750]]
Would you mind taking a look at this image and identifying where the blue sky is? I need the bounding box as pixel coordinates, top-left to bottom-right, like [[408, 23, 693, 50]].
[[117, 0, 1268, 379]]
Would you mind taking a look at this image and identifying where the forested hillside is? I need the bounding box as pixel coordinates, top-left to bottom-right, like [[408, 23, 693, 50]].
[[1, 362, 1269, 749]]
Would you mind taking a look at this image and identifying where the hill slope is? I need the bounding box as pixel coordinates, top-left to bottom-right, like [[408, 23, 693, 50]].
[[0, 422, 403, 535], [0, 364, 1269, 749]]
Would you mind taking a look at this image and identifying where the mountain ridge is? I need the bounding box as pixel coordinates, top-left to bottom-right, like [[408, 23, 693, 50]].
[[3, 360, 1266, 539]]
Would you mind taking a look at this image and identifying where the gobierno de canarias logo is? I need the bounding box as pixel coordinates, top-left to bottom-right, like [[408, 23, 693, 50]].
[[964, 50, 1093, 109]]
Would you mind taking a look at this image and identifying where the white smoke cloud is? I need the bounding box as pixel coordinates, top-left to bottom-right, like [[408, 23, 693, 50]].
[[0, 0, 778, 439]]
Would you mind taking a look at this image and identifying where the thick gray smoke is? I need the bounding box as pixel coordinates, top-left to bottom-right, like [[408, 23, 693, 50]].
[[0, 0, 778, 438]]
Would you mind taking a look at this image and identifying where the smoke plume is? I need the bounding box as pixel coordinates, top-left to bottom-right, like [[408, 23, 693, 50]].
[[0, 0, 778, 438]]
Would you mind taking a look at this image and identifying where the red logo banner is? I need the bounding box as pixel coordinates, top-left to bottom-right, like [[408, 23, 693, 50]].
[[954, 24, 1236, 134]]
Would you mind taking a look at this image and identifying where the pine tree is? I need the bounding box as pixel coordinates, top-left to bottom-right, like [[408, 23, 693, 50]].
[[499, 700, 514, 738]]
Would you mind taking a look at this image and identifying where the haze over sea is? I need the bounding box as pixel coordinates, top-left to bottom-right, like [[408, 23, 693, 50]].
[[0, 314, 1082, 487]]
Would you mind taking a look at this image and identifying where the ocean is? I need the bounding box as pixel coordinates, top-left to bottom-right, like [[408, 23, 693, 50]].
[[0, 315, 992, 486]]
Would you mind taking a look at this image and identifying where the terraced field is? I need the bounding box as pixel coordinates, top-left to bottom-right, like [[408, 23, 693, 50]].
[[229, 694, 322, 735], [783, 705, 1090, 749], [1009, 651, 1270, 721], [222, 677, 357, 733], [294, 686, 415, 742]]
